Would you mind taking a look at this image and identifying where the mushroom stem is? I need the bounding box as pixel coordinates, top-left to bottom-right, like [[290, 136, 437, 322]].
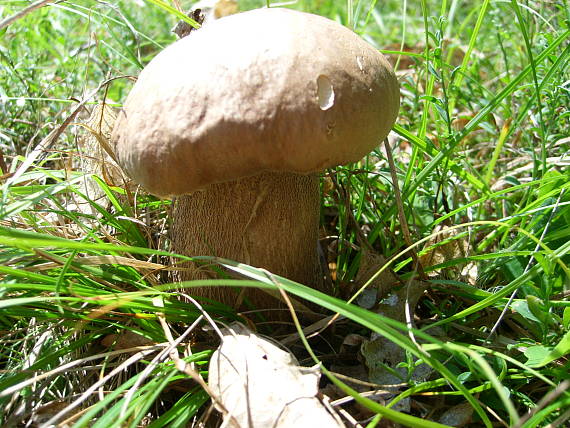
[[171, 171, 324, 310]]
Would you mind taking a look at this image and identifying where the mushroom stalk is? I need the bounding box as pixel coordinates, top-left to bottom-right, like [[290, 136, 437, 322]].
[[172, 171, 324, 309]]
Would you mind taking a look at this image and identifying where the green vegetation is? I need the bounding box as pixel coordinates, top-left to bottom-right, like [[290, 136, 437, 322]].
[[1, 0, 569, 426]]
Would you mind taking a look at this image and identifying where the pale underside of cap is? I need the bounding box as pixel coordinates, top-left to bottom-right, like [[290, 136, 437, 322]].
[[112, 7, 399, 197]]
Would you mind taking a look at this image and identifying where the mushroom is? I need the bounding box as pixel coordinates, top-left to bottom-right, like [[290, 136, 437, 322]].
[[111, 8, 399, 312]]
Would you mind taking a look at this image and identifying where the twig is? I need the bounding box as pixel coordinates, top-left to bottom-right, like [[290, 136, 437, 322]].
[[0, 0, 54, 31], [514, 380, 569, 428], [487, 188, 565, 340], [119, 311, 204, 418], [171, 293, 242, 426], [383, 137, 427, 280]]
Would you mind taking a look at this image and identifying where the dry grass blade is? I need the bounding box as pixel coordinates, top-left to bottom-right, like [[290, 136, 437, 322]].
[[77, 103, 119, 163], [0, 345, 166, 399], [42, 348, 158, 426]]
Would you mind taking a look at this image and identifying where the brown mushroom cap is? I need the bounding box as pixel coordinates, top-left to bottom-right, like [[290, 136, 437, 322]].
[[112, 8, 399, 197]]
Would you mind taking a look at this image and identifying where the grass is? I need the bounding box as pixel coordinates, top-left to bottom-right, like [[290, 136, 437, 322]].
[[1, 0, 569, 426]]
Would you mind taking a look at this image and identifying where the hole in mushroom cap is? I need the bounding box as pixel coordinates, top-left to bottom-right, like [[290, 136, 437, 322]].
[[356, 55, 364, 71], [316, 75, 334, 111]]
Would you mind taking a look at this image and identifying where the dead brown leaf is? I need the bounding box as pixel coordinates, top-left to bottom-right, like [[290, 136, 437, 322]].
[[209, 323, 345, 427]]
